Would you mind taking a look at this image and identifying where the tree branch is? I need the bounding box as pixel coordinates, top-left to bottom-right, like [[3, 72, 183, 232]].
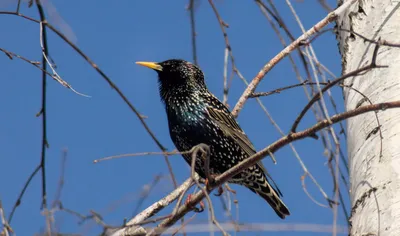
[[231, 0, 360, 117]]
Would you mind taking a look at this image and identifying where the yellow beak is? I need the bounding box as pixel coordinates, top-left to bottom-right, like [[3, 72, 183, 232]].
[[136, 61, 163, 71]]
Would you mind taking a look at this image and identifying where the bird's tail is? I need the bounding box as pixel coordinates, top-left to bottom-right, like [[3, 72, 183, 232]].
[[245, 172, 290, 219]]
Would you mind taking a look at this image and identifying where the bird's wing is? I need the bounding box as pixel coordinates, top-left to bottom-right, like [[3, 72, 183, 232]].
[[206, 106, 283, 197], [206, 106, 256, 156]]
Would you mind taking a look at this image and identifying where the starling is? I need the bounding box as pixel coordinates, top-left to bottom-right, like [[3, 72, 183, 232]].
[[136, 59, 290, 219]]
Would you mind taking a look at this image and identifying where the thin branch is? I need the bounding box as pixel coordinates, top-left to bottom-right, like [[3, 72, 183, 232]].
[[285, 0, 333, 130], [259, 0, 315, 96], [318, 0, 333, 12], [218, 104, 399, 190], [0, 200, 13, 236], [171, 213, 197, 236], [0, 48, 86, 95], [109, 178, 194, 236], [187, 0, 198, 65], [260, 0, 349, 195], [36, 0, 49, 211], [255, 0, 338, 207], [301, 173, 330, 208], [208, 0, 243, 106], [171, 179, 195, 218], [135, 215, 172, 226], [338, 28, 400, 48], [252, 79, 381, 175], [0, 11, 41, 23], [252, 95, 333, 205], [291, 43, 385, 133], [232, 0, 360, 117], [51, 149, 68, 209], [58, 204, 95, 225], [222, 47, 229, 105], [39, 22, 89, 97], [16, 0, 22, 13], [253, 80, 383, 209], [132, 175, 163, 217], [8, 165, 41, 222], [94, 146, 210, 164]]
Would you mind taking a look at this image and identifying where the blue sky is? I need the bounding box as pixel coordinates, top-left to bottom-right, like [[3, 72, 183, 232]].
[[0, 0, 347, 235]]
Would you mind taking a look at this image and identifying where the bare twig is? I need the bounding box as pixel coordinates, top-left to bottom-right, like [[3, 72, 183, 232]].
[[36, 0, 49, 211], [135, 214, 172, 226], [0, 200, 13, 236], [255, 100, 333, 206], [222, 47, 229, 105], [291, 43, 385, 133], [0, 47, 87, 96], [208, 0, 243, 106], [132, 175, 163, 217], [260, 0, 349, 192], [285, 0, 333, 128], [171, 179, 195, 218], [255, 0, 337, 207], [259, 0, 314, 96], [338, 28, 400, 48], [187, 0, 198, 65], [318, 0, 333, 12], [171, 213, 197, 236], [109, 178, 194, 235], [8, 165, 41, 222], [52, 149, 68, 208], [217, 104, 398, 190], [39, 22, 89, 97], [232, 0, 360, 117], [0, 10, 41, 23], [16, 0, 22, 13], [94, 149, 192, 163], [301, 173, 330, 208], [252, 79, 380, 175]]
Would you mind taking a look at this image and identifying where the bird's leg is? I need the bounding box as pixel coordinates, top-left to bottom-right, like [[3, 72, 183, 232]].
[[185, 193, 193, 205], [214, 186, 224, 196], [214, 183, 236, 196], [184, 194, 204, 213], [196, 200, 205, 213], [204, 174, 217, 191]]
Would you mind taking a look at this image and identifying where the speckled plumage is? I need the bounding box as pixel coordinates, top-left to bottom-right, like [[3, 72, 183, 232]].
[[137, 59, 290, 219]]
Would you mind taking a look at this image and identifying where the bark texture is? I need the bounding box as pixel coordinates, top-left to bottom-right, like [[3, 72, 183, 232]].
[[337, 0, 400, 235]]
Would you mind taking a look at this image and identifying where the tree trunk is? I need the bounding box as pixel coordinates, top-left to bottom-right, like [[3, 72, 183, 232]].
[[337, 0, 400, 235]]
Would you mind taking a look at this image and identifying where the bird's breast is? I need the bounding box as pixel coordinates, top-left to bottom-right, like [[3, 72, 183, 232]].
[[166, 100, 219, 150]]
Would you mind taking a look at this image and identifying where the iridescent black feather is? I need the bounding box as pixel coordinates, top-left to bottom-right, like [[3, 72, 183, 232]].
[[139, 59, 290, 219]]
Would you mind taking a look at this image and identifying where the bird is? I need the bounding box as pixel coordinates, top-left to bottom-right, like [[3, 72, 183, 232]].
[[136, 59, 290, 219]]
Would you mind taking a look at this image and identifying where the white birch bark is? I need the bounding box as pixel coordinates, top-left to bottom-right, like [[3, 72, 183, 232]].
[[337, 0, 400, 235]]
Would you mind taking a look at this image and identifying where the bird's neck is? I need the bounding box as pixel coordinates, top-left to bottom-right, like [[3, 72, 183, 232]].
[[159, 83, 207, 106]]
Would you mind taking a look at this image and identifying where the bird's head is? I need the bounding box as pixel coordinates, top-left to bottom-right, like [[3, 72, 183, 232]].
[[136, 59, 207, 102]]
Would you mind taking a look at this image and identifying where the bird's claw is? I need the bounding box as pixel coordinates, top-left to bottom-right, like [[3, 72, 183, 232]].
[[194, 201, 205, 213], [214, 186, 224, 196], [205, 175, 217, 190], [185, 194, 204, 213]]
